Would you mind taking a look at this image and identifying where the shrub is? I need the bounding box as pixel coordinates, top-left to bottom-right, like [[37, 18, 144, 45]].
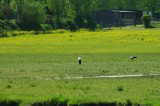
[[40, 24, 53, 31], [0, 20, 10, 30], [8, 20, 19, 30], [86, 15, 97, 31], [0, 31, 8, 38], [44, 14, 55, 28], [0, 19, 18, 30], [75, 15, 86, 28], [33, 31, 40, 35], [96, 24, 103, 29], [141, 15, 151, 28], [64, 19, 78, 32], [11, 32, 17, 36]]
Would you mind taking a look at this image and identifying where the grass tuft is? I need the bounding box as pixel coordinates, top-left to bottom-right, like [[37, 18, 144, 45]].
[[117, 86, 123, 92], [6, 84, 12, 89]]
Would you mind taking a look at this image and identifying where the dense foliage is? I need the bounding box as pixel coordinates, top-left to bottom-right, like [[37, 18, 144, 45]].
[[141, 15, 151, 28], [0, 0, 160, 31]]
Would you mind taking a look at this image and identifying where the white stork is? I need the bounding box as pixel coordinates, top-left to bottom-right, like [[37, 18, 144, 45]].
[[130, 56, 137, 60], [78, 57, 82, 65]]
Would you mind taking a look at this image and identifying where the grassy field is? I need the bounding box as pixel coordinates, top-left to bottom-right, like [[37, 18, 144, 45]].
[[0, 28, 160, 105]]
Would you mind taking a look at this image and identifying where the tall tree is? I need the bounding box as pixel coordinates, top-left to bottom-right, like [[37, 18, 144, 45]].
[[0, 0, 12, 5], [70, 0, 95, 27], [0, 4, 14, 19], [11, 0, 45, 30], [126, 0, 138, 10], [137, 0, 159, 12], [10, 0, 25, 23], [48, 0, 73, 28]]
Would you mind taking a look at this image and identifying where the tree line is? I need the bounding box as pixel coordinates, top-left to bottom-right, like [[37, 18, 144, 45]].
[[0, 0, 160, 31]]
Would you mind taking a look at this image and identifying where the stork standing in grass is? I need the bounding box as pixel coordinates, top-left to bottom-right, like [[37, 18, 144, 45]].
[[130, 56, 137, 60], [78, 57, 82, 65]]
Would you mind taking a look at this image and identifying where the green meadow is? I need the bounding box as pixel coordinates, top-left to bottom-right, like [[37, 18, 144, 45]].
[[0, 28, 160, 105]]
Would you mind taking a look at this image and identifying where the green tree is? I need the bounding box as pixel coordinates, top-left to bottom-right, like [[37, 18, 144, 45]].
[[70, 0, 95, 28], [48, 0, 74, 28], [0, 4, 14, 20], [126, 0, 138, 10], [0, 0, 12, 5], [10, 0, 25, 24], [11, 0, 45, 30], [137, 0, 160, 12]]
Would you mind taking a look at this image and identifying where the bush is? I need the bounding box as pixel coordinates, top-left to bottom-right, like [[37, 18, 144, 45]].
[[0, 19, 18, 30], [64, 20, 78, 32], [0, 31, 8, 38], [9, 20, 19, 30], [141, 15, 151, 28], [86, 15, 97, 31], [40, 24, 53, 31], [0, 20, 10, 30], [96, 24, 103, 29], [44, 14, 55, 28], [75, 15, 86, 28]]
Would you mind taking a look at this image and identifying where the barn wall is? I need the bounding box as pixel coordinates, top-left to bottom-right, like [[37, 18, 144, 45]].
[[93, 10, 142, 27], [93, 10, 117, 26]]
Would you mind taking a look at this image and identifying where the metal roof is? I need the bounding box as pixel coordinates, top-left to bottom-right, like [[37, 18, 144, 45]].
[[111, 10, 136, 13]]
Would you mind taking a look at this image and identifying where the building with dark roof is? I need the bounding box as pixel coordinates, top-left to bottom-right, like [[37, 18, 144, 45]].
[[93, 10, 143, 27]]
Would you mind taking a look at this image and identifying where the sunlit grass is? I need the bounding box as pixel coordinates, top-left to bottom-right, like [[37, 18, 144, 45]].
[[0, 28, 160, 105], [0, 28, 160, 54]]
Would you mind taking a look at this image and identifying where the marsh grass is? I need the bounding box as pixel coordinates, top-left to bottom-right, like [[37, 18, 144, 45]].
[[0, 29, 160, 105]]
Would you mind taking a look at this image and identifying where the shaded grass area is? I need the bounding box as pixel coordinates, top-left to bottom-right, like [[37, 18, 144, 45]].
[[31, 101, 140, 106], [0, 100, 21, 106], [0, 77, 159, 106]]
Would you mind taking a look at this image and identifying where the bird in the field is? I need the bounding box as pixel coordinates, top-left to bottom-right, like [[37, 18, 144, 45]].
[[130, 56, 137, 60], [78, 57, 82, 65]]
